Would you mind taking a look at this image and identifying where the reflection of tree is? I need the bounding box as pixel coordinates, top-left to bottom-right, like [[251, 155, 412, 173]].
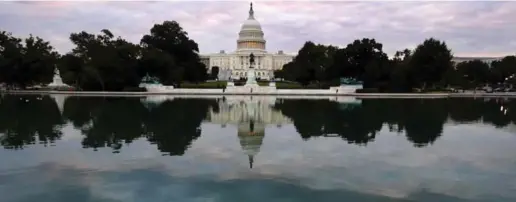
[[447, 98, 484, 123], [274, 100, 380, 145], [274, 99, 447, 147], [62, 96, 216, 155], [6, 95, 516, 152], [276, 98, 516, 147], [0, 95, 64, 149], [448, 98, 516, 128], [481, 99, 511, 128], [63, 97, 148, 152], [145, 99, 216, 155], [397, 99, 447, 147]]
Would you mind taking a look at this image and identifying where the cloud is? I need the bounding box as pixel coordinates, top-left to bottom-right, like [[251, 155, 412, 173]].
[[0, 1, 515, 57]]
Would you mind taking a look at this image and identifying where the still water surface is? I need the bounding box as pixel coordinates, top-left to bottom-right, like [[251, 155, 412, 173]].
[[1, 95, 516, 202]]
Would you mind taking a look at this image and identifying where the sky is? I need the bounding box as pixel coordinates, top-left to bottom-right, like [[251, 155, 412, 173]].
[[0, 0, 515, 57]]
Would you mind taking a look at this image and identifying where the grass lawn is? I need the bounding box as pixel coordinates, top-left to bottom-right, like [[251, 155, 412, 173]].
[[179, 81, 328, 89], [180, 81, 227, 88]]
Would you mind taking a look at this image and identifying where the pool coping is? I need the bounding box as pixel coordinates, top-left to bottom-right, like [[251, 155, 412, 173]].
[[3, 90, 516, 98]]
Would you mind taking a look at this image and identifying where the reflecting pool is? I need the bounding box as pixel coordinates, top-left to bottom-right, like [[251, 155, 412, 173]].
[[1, 94, 516, 202]]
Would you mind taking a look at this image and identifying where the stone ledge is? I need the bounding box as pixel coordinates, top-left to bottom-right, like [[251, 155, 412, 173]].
[[5, 89, 516, 98]]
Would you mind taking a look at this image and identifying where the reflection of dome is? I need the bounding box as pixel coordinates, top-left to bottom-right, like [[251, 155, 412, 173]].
[[237, 121, 265, 169], [208, 96, 291, 125], [141, 96, 173, 109], [236, 2, 266, 53]]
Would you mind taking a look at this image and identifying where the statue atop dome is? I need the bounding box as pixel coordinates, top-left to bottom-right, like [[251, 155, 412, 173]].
[[249, 2, 254, 19]]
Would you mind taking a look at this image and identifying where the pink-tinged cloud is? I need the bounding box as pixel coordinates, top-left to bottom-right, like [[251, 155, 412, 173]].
[[0, 1, 515, 57]]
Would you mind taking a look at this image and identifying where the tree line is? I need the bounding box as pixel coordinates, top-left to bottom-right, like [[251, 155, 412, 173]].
[[2, 20, 516, 92], [1, 21, 207, 91], [275, 39, 516, 92], [1, 95, 516, 151]]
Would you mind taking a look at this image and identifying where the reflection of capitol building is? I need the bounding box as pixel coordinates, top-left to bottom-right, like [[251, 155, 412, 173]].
[[208, 96, 292, 169], [209, 96, 291, 125]]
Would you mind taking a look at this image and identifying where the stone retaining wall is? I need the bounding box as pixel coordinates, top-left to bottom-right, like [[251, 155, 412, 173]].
[[4, 89, 516, 98]]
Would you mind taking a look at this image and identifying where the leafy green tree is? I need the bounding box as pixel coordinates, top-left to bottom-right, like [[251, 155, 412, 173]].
[[62, 29, 142, 91], [0, 31, 59, 88], [442, 67, 465, 89], [273, 69, 283, 80], [210, 66, 220, 80], [0, 31, 22, 87], [455, 60, 490, 87], [140, 21, 207, 84], [330, 38, 389, 88], [388, 49, 413, 91], [58, 53, 85, 88], [409, 38, 453, 89], [283, 41, 337, 85], [489, 56, 516, 85], [139, 47, 181, 85]]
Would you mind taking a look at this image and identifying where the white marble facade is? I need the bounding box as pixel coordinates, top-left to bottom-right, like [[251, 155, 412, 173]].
[[200, 3, 294, 81]]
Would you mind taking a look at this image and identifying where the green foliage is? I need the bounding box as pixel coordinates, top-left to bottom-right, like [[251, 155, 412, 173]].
[[0, 31, 59, 88], [210, 66, 220, 80], [456, 60, 490, 86], [490, 56, 516, 84], [409, 38, 453, 89], [282, 38, 391, 89], [140, 21, 207, 84], [282, 41, 338, 85], [1, 20, 209, 91], [333, 38, 389, 88], [180, 81, 227, 89], [280, 37, 514, 92], [60, 30, 142, 91]]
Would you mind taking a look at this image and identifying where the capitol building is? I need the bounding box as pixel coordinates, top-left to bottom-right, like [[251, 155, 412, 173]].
[[200, 3, 294, 81], [198, 3, 505, 81]]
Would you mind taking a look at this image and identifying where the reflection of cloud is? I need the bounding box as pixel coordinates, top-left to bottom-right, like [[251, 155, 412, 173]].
[[0, 162, 466, 202], [190, 124, 516, 200], [2, 116, 516, 201]]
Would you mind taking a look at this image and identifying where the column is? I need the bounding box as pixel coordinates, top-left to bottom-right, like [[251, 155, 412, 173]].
[[257, 56, 261, 69]]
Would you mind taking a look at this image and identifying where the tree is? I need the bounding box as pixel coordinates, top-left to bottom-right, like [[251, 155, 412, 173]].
[[139, 47, 181, 85], [455, 60, 490, 87], [62, 29, 142, 91], [58, 53, 85, 88], [490, 56, 516, 85], [282, 41, 338, 85], [409, 38, 453, 89], [210, 66, 220, 80], [0, 31, 59, 88], [0, 31, 23, 87], [329, 38, 389, 88], [273, 69, 283, 80], [388, 49, 413, 91], [140, 21, 207, 84]]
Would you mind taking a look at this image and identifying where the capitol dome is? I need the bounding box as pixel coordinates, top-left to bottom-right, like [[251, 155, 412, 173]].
[[236, 3, 266, 53], [240, 16, 262, 31]]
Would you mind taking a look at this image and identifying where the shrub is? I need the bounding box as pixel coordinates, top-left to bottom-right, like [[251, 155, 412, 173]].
[[123, 87, 147, 92], [355, 88, 379, 93]]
